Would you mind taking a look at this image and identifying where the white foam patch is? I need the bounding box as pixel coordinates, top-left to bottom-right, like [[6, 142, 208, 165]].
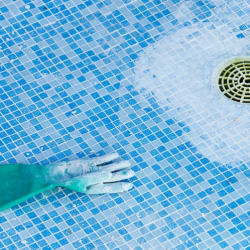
[[133, 2, 250, 166], [122, 182, 132, 190], [44, 21, 57, 27], [103, 185, 112, 192]]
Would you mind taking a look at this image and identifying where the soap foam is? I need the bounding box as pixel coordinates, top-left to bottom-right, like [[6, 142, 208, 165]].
[[133, 1, 250, 166]]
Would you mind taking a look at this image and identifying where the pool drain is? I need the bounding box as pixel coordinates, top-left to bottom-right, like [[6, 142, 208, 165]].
[[216, 59, 250, 103]]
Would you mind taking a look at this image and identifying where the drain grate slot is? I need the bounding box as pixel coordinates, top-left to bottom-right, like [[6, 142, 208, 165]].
[[218, 60, 250, 103]]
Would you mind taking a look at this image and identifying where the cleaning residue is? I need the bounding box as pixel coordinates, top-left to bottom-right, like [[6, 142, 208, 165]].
[[133, 2, 250, 167], [47, 160, 92, 182], [103, 185, 112, 192], [44, 21, 57, 27]]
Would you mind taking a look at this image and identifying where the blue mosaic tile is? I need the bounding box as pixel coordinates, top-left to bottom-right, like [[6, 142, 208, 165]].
[[1, 0, 250, 249]]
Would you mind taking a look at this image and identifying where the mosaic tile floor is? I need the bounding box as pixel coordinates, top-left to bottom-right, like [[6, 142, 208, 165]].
[[2, 0, 250, 249]]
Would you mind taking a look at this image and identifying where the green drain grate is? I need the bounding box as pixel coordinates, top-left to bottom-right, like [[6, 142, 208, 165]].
[[218, 60, 250, 103]]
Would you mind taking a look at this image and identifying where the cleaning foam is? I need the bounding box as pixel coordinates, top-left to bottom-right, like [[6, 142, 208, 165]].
[[133, 2, 250, 166]]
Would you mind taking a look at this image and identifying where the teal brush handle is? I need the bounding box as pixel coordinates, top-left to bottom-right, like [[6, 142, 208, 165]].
[[0, 153, 134, 212]]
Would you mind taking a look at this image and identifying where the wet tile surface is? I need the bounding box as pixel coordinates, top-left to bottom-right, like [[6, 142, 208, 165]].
[[1, 0, 250, 249]]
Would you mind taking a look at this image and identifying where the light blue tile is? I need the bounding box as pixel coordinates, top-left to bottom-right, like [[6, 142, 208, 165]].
[[1, 0, 250, 249]]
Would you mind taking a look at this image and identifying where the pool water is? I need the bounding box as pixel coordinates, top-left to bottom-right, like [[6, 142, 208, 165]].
[[1, 0, 250, 249]]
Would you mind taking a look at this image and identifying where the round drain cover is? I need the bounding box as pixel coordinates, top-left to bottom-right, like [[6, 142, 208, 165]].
[[216, 59, 250, 103]]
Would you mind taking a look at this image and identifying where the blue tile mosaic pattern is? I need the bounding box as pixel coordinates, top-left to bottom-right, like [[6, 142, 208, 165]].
[[2, 0, 250, 249]]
